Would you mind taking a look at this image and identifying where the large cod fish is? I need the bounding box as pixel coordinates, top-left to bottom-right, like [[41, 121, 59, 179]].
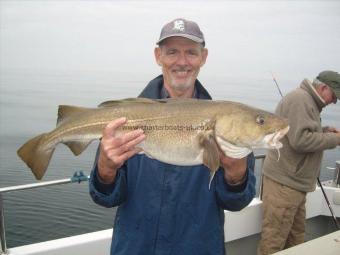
[[18, 98, 289, 182]]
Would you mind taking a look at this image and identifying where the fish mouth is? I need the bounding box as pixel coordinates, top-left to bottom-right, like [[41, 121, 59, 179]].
[[261, 126, 290, 149]]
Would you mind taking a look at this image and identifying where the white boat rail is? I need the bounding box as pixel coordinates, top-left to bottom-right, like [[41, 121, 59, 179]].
[[0, 171, 89, 254]]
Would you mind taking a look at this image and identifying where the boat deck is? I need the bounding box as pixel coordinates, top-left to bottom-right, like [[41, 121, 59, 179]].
[[274, 230, 340, 255]]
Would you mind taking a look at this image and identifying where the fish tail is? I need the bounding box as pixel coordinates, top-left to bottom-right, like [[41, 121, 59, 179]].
[[17, 134, 55, 180]]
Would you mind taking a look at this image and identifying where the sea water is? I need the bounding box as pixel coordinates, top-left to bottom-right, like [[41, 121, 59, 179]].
[[0, 0, 339, 248]]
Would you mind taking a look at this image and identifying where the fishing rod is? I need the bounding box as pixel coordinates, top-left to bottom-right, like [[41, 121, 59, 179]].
[[317, 178, 340, 229], [270, 72, 340, 230], [271, 72, 284, 98]]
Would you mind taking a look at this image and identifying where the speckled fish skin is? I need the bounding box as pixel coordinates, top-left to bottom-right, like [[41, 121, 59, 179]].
[[17, 98, 289, 180]]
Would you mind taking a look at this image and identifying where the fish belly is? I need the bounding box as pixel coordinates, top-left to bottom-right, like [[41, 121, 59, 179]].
[[121, 115, 211, 166]]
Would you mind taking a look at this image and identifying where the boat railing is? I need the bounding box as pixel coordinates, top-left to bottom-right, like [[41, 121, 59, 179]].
[[0, 153, 293, 254], [0, 171, 89, 254], [333, 161, 340, 187], [2, 156, 339, 254]]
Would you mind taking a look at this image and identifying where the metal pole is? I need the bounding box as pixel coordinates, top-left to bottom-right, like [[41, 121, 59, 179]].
[[334, 161, 340, 187], [0, 178, 72, 194], [254, 154, 265, 199], [317, 178, 340, 229], [0, 174, 89, 194], [0, 193, 7, 254]]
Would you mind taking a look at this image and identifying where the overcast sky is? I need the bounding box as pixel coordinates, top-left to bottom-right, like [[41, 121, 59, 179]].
[[1, 0, 339, 82]]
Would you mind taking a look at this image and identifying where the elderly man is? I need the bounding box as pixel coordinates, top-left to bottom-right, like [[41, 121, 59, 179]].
[[90, 18, 256, 255], [258, 70, 340, 255]]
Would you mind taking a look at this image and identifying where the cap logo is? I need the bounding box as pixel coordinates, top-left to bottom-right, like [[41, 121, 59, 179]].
[[173, 20, 185, 32]]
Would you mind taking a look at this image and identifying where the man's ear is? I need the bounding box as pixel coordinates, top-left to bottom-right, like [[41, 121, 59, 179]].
[[200, 48, 208, 67], [154, 47, 162, 66]]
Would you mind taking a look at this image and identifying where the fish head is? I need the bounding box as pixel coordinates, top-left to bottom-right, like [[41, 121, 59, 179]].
[[214, 104, 289, 158]]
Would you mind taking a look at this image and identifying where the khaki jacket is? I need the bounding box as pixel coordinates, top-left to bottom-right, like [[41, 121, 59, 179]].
[[263, 79, 339, 192]]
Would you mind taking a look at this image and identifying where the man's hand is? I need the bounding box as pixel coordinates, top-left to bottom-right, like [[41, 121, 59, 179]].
[[97, 117, 145, 184], [323, 126, 340, 145], [336, 132, 340, 145], [220, 153, 247, 185], [323, 126, 340, 133]]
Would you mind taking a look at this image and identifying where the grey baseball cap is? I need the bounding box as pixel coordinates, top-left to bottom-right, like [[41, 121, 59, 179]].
[[317, 70, 340, 100], [156, 18, 205, 46]]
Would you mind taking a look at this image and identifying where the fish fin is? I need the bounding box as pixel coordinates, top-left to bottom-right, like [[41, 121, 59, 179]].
[[209, 171, 216, 190], [64, 140, 92, 156], [199, 131, 220, 188], [98, 98, 157, 107], [57, 105, 90, 126], [143, 152, 155, 159], [98, 98, 186, 108], [276, 148, 280, 161], [17, 134, 54, 180]]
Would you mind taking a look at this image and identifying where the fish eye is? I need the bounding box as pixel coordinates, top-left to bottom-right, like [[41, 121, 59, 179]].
[[256, 115, 265, 125]]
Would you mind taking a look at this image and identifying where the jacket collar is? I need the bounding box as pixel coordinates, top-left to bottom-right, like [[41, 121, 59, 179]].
[[300, 79, 326, 112]]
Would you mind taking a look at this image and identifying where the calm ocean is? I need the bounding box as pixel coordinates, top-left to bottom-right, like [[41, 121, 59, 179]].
[[0, 0, 339, 248]]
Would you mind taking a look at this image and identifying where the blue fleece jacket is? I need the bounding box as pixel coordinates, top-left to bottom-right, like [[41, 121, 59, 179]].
[[89, 75, 256, 255]]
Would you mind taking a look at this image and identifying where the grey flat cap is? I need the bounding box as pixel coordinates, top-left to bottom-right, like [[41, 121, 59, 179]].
[[317, 70, 340, 100]]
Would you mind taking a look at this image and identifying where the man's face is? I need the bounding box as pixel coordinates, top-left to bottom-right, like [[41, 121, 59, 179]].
[[155, 37, 208, 92], [320, 84, 337, 105]]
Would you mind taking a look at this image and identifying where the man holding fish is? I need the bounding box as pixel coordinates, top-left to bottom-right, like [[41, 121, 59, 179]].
[[17, 18, 289, 254], [90, 18, 257, 255]]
